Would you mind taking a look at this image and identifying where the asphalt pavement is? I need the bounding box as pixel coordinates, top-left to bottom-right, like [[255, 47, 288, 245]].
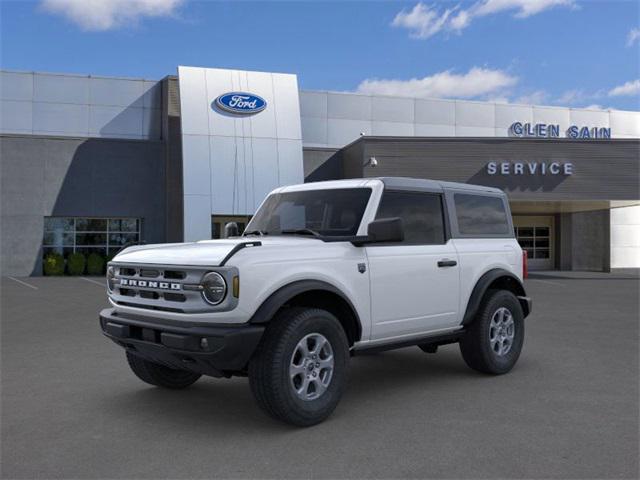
[[1, 273, 638, 479]]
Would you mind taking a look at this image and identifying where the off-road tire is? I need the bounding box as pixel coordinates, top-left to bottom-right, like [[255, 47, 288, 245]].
[[248, 307, 350, 427], [126, 351, 201, 389], [459, 289, 525, 375]]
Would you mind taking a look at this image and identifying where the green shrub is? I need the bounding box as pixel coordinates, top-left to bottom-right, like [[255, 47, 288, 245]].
[[67, 252, 86, 276], [43, 253, 65, 276], [87, 253, 105, 276]]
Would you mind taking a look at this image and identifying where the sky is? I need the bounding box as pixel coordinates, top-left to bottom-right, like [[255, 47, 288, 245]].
[[1, 0, 639, 111]]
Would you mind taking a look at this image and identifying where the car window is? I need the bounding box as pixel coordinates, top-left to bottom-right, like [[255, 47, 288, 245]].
[[454, 194, 510, 235], [375, 191, 445, 245]]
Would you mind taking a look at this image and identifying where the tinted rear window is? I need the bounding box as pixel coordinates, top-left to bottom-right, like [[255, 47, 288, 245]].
[[454, 194, 510, 236]]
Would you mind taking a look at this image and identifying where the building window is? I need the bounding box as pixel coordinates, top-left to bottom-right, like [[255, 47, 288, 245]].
[[454, 194, 510, 236], [43, 217, 140, 259], [211, 215, 251, 239], [375, 191, 445, 245]]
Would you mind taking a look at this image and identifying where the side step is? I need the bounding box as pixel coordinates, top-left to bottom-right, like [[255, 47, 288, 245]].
[[353, 330, 465, 356]]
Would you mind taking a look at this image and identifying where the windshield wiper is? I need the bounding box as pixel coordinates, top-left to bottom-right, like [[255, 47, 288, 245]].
[[243, 229, 268, 236], [280, 228, 322, 238]]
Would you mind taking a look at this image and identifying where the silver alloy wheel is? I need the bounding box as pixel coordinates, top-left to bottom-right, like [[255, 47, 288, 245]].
[[489, 307, 515, 356], [289, 333, 334, 401]]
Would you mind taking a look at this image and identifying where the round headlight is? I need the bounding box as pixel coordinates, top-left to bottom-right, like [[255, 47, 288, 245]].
[[201, 272, 227, 305], [106, 266, 116, 292]]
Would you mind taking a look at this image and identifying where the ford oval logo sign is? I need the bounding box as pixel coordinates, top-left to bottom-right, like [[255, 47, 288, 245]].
[[214, 92, 267, 115]]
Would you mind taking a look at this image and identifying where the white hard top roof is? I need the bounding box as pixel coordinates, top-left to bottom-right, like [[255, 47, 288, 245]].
[[275, 177, 503, 195]]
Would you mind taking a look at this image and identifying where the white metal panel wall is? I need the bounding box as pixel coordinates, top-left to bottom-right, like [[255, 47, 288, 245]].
[[178, 66, 304, 242], [611, 205, 640, 268], [0, 70, 161, 140], [299, 90, 640, 148]]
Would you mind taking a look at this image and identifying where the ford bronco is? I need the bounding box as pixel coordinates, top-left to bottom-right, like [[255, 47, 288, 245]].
[[100, 177, 531, 426]]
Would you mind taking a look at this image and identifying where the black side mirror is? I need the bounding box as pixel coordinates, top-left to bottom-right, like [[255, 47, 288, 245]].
[[352, 217, 404, 245], [224, 222, 239, 238]]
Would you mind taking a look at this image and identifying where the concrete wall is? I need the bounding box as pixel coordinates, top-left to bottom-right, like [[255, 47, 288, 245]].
[[571, 210, 611, 271], [0, 135, 166, 276], [557, 213, 573, 270], [554, 210, 611, 271], [1, 70, 162, 141], [611, 205, 640, 268], [299, 91, 640, 149]]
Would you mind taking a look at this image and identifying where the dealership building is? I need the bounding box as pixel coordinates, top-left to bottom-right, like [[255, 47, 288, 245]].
[[1, 66, 639, 275]]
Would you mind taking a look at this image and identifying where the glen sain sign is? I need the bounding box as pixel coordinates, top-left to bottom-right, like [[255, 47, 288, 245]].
[[214, 92, 267, 115], [510, 122, 611, 139]]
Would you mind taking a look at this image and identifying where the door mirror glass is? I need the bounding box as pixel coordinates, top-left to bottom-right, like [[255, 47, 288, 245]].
[[365, 217, 404, 244]]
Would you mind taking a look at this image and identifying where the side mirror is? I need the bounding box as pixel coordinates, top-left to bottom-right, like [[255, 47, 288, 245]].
[[224, 222, 239, 238], [352, 218, 404, 245]]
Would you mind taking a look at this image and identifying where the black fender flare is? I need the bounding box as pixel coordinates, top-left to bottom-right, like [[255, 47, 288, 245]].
[[248, 279, 363, 341], [462, 269, 531, 325]]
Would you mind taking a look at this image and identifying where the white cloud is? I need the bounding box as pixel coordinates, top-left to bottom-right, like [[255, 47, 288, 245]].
[[470, 0, 577, 19], [608, 79, 640, 97], [627, 28, 640, 47], [40, 0, 184, 31], [583, 104, 605, 110], [391, 3, 457, 39], [392, 1, 576, 39], [356, 67, 518, 99]]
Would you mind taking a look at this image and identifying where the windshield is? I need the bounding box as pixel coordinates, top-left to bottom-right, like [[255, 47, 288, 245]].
[[245, 188, 372, 237]]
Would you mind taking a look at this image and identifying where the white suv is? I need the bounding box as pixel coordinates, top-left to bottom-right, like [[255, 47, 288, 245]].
[[100, 177, 531, 426]]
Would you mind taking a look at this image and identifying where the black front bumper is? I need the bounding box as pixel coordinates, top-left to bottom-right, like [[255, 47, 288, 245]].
[[99, 308, 264, 377]]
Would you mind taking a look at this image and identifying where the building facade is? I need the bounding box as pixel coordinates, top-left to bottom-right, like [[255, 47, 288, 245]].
[[1, 67, 639, 275]]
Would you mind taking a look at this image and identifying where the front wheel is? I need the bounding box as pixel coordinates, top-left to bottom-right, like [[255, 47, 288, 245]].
[[248, 307, 350, 427], [459, 290, 525, 375]]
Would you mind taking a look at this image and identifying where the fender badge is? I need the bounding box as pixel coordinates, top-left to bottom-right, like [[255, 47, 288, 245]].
[[357, 263, 366, 274]]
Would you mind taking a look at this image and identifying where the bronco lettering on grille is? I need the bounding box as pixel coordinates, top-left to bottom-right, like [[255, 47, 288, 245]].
[[120, 278, 181, 290]]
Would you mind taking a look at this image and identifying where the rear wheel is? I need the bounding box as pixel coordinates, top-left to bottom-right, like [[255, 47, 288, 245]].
[[248, 307, 349, 427], [459, 290, 524, 374], [126, 351, 201, 389]]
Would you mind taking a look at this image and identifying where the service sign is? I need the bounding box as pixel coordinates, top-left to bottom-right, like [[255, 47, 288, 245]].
[[487, 161, 574, 176], [214, 92, 267, 115]]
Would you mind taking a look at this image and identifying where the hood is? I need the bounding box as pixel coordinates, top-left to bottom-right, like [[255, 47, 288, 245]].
[[112, 236, 323, 267]]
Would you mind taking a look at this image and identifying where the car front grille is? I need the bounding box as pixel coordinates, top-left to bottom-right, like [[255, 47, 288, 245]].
[[109, 264, 210, 313]]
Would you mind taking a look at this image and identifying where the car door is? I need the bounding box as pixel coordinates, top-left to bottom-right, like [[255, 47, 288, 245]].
[[366, 190, 460, 341]]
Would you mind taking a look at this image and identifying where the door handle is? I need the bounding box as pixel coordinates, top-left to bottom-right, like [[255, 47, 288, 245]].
[[437, 259, 457, 268]]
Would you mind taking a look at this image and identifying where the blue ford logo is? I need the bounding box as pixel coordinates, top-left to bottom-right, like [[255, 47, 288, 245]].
[[214, 92, 267, 115]]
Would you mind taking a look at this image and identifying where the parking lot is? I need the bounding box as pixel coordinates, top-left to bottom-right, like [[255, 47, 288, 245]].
[[1, 272, 638, 479]]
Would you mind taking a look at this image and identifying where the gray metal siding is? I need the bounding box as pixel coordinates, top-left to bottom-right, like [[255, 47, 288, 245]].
[[1, 70, 162, 141]]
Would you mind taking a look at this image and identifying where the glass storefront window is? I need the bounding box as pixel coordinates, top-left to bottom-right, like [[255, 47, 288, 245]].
[[75, 219, 108, 231], [43, 217, 141, 259]]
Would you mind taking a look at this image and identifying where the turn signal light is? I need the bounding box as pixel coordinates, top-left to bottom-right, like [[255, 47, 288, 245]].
[[232, 276, 240, 298]]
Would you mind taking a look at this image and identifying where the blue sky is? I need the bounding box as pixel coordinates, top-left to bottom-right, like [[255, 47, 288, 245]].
[[1, 0, 639, 110]]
